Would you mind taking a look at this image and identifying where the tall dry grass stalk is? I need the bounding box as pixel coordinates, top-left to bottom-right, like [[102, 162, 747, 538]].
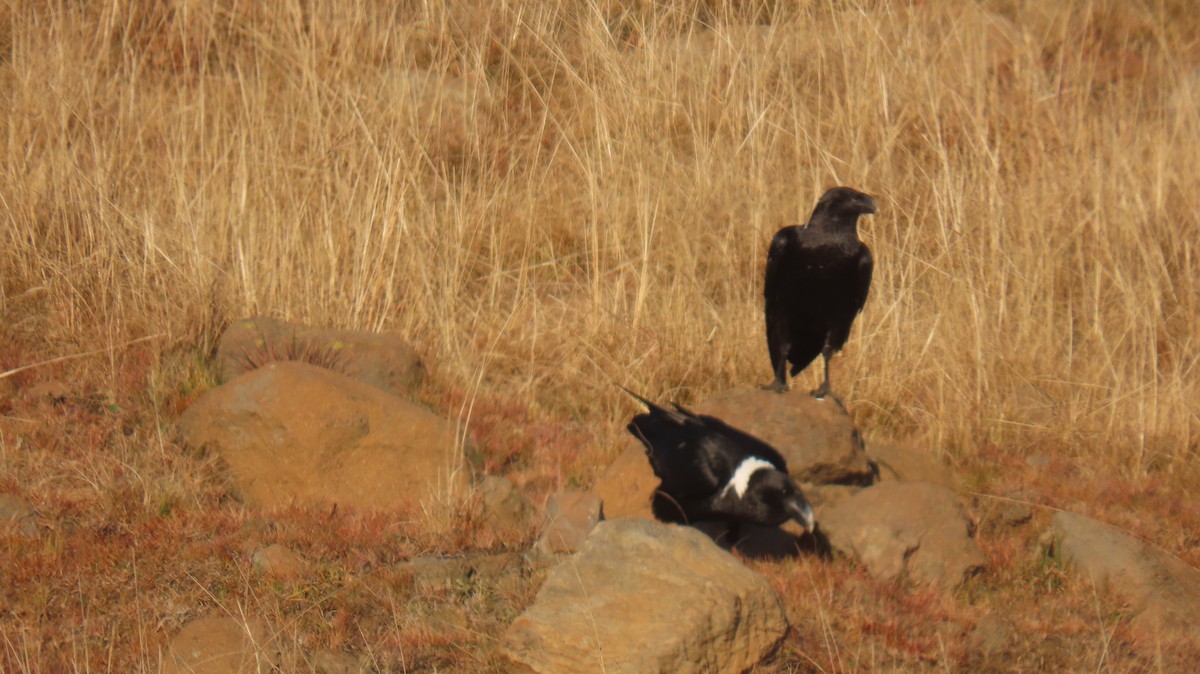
[[2, 0, 1198, 474]]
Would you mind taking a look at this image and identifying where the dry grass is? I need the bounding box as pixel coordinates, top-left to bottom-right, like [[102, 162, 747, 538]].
[[3, 0, 1200, 671]]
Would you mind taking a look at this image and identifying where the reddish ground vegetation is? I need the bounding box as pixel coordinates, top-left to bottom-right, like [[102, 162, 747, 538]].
[[5, 323, 1200, 672]]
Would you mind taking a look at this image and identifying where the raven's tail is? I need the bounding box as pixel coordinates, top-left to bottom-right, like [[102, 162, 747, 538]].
[[616, 384, 691, 425]]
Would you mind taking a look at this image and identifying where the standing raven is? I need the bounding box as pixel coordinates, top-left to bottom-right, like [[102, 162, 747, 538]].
[[622, 388, 815, 545], [763, 186, 877, 398]]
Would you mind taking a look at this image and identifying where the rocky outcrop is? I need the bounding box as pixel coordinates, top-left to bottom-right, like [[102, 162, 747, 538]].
[[178, 361, 466, 509], [533, 490, 602, 556], [802, 483, 864, 512], [503, 518, 787, 673], [820, 481, 986, 588], [1052, 511, 1200, 635], [866, 438, 957, 488], [162, 616, 277, 674], [590, 440, 658, 520], [696, 387, 874, 485], [214, 317, 426, 397]]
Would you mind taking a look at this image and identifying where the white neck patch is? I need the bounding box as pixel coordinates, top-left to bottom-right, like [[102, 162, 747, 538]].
[[722, 457, 776, 499]]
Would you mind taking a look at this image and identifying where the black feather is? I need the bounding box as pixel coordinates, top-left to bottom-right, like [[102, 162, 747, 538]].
[[621, 387, 815, 538], [764, 186, 876, 398]]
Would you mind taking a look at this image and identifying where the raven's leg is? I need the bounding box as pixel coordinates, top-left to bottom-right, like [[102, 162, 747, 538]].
[[761, 332, 790, 393], [810, 343, 834, 399]]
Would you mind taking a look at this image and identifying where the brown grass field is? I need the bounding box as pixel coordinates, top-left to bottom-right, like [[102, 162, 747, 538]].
[[2, 0, 1200, 671]]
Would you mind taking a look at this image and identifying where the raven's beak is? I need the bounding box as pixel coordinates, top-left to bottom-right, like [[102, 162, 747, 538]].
[[860, 194, 878, 215], [786, 499, 816, 534]]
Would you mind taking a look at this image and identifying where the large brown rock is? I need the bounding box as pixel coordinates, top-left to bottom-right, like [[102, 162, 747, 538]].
[[214, 317, 426, 397], [866, 437, 957, 488], [178, 362, 466, 509], [696, 387, 873, 485], [590, 439, 657, 520], [533, 490, 603, 556], [503, 518, 787, 673], [803, 484, 864, 512], [1052, 511, 1200, 635], [163, 616, 277, 674], [820, 481, 986, 588]]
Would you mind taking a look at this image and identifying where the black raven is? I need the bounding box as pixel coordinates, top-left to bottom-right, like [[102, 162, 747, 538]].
[[622, 388, 815, 545], [763, 186, 877, 398]]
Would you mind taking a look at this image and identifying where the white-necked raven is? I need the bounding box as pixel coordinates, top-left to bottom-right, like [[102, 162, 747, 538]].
[[622, 388, 815, 545], [763, 186, 877, 398]]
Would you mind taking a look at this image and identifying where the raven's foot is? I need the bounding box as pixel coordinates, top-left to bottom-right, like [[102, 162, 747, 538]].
[[757, 380, 790, 394], [809, 383, 830, 400]]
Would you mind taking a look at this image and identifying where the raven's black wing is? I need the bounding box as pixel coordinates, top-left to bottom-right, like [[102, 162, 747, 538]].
[[628, 409, 724, 498], [622, 389, 726, 497], [852, 244, 873, 315], [691, 411, 788, 474], [763, 227, 799, 324], [623, 389, 792, 497]]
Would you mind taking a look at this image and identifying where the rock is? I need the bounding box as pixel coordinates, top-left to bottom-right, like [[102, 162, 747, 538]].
[[0, 493, 38, 538], [214, 317, 426, 397], [503, 519, 787, 673], [163, 616, 277, 674], [866, 438, 957, 488], [1027, 454, 1053, 469], [22, 380, 70, 404], [311, 649, 365, 674], [590, 440, 657, 520], [478, 475, 534, 533], [981, 490, 1035, 529], [178, 361, 467, 509], [251, 544, 308, 580], [695, 386, 873, 485], [1000, 502, 1034, 527], [803, 483, 863, 512], [534, 490, 602, 556], [820, 481, 986, 588], [1052, 511, 1200, 635], [398, 551, 524, 591]]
